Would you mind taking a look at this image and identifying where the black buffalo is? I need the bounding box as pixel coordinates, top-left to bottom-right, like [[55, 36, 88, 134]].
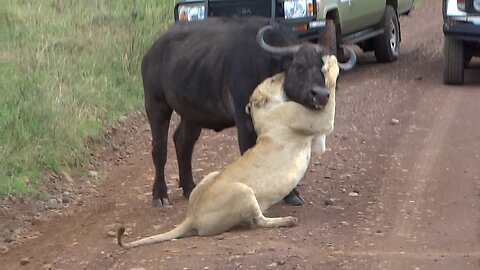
[[142, 16, 355, 207]]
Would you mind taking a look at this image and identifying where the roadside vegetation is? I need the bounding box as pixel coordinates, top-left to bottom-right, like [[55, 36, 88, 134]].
[[0, 0, 174, 195]]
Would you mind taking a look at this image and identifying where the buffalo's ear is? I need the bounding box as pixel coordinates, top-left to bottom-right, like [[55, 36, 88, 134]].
[[317, 25, 336, 55], [321, 55, 340, 90]]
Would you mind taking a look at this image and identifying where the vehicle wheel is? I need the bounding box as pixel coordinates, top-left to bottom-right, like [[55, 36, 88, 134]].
[[318, 19, 337, 56], [373, 6, 400, 63], [443, 36, 464, 85]]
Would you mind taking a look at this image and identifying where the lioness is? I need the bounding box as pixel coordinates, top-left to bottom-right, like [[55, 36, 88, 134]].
[[117, 55, 339, 249]]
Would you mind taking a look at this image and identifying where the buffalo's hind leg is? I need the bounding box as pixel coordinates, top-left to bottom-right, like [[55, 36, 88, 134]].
[[173, 119, 201, 199], [146, 97, 173, 207]]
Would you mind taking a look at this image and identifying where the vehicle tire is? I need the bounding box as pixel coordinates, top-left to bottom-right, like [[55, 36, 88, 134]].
[[373, 6, 400, 63], [318, 19, 337, 56], [443, 35, 464, 85]]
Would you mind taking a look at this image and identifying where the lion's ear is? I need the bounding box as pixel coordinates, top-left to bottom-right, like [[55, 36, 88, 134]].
[[322, 55, 340, 90], [248, 77, 274, 111], [245, 103, 251, 115], [248, 88, 269, 111], [248, 73, 285, 112]]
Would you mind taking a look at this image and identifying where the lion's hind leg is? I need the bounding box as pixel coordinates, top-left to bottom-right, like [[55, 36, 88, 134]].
[[250, 198, 298, 228], [194, 182, 263, 236]]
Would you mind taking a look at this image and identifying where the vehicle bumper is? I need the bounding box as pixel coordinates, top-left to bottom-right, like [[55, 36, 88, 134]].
[[443, 22, 480, 42], [286, 20, 326, 41]]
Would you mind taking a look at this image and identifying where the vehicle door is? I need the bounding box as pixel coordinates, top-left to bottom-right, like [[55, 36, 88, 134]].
[[336, 0, 354, 34], [346, 0, 384, 34]]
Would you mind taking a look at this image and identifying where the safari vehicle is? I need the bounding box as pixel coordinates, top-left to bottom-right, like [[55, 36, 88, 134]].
[[443, 0, 480, 85], [173, 0, 414, 63]]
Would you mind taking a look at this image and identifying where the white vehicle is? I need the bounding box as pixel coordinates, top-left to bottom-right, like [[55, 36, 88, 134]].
[[443, 0, 480, 85]]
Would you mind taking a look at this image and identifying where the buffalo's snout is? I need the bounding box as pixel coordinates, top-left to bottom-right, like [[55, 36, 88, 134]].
[[309, 86, 330, 109]]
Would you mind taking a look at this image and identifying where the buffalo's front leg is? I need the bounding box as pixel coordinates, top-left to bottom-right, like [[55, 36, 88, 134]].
[[283, 188, 305, 206], [173, 119, 202, 199], [146, 98, 173, 207]]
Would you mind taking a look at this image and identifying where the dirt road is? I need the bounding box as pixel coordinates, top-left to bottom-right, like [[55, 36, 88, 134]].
[[1, 0, 479, 269]]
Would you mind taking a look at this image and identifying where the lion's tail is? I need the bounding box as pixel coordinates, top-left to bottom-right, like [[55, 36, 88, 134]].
[[117, 219, 194, 249]]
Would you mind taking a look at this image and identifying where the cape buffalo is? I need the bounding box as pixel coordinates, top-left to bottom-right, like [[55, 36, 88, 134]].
[[142, 16, 355, 207]]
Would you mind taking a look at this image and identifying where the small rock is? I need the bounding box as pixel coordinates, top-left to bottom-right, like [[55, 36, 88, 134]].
[[130, 268, 146, 270], [42, 263, 53, 270], [107, 231, 116, 237], [4, 236, 13, 243], [118, 115, 128, 124], [88, 171, 98, 178], [20, 257, 30, 265], [349, 191, 359, 197], [267, 262, 278, 267], [391, 118, 400, 125], [62, 194, 74, 204], [8, 195, 18, 203], [31, 216, 43, 226], [0, 244, 8, 254], [46, 198, 61, 209], [324, 198, 334, 205]]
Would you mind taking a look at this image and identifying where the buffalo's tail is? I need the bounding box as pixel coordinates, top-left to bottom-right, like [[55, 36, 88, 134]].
[[117, 219, 194, 249]]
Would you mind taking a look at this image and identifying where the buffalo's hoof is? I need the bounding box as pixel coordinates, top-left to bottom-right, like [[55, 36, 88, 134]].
[[182, 185, 196, 199], [152, 197, 170, 207], [283, 192, 305, 206]]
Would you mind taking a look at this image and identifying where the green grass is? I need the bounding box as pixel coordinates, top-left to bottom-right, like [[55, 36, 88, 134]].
[[0, 0, 175, 195]]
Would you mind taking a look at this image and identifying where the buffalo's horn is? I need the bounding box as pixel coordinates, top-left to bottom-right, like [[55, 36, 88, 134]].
[[257, 25, 301, 55], [338, 46, 357, 71]]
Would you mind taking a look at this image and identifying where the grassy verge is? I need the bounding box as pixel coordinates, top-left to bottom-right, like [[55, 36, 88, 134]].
[[0, 0, 174, 195]]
